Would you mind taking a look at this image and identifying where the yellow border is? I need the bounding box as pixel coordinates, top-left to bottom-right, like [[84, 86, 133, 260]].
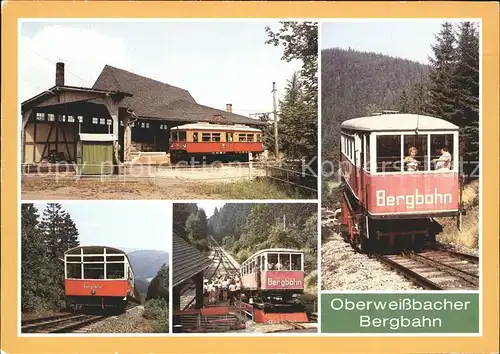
[[2, 1, 499, 353]]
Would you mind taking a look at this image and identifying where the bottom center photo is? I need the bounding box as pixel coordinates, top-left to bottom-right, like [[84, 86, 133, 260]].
[[172, 202, 318, 334]]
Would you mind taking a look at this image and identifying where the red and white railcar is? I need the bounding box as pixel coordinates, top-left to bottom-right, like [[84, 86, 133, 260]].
[[169, 122, 264, 163], [240, 249, 304, 299], [64, 246, 136, 312], [339, 112, 463, 251]]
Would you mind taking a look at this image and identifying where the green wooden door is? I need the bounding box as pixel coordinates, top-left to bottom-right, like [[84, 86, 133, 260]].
[[81, 142, 113, 175]]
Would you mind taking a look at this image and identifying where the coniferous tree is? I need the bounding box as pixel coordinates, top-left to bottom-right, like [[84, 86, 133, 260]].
[[173, 203, 192, 237], [265, 22, 318, 161], [427, 22, 457, 121], [147, 264, 169, 303], [451, 22, 480, 173]]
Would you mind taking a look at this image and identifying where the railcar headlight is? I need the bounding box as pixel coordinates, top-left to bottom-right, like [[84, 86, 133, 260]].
[[91, 289, 96, 295]]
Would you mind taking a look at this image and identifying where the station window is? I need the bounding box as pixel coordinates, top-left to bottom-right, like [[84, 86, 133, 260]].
[[106, 263, 125, 279], [120, 121, 124, 127], [202, 133, 211, 142], [58, 115, 65, 122], [100, 118, 106, 125], [36, 112, 45, 121], [160, 124, 164, 130], [67, 115, 75, 123], [83, 263, 104, 279], [211, 133, 221, 142], [77, 116, 83, 123], [430, 134, 454, 171], [146, 122, 150, 129], [47, 114, 55, 122], [141, 122, 145, 128], [376, 135, 402, 172], [179, 131, 187, 141], [92, 117, 98, 124], [66, 263, 82, 279]]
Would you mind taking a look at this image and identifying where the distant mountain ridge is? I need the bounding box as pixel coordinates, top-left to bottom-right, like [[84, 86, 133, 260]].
[[321, 47, 429, 164], [128, 250, 169, 279]]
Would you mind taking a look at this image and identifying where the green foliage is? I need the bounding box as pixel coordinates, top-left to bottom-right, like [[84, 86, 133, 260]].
[[21, 203, 80, 312], [321, 47, 429, 167], [143, 298, 169, 333], [173, 203, 195, 237], [146, 264, 169, 303], [209, 203, 317, 274], [265, 22, 318, 160], [427, 21, 479, 175]]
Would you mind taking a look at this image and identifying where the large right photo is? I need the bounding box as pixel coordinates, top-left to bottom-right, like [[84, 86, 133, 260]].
[[321, 20, 480, 291]]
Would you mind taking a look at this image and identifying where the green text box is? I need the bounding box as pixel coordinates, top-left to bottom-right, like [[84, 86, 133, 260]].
[[321, 293, 479, 333]]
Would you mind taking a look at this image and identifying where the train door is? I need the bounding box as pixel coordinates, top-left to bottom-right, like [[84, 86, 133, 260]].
[[256, 256, 261, 289], [225, 132, 235, 153]]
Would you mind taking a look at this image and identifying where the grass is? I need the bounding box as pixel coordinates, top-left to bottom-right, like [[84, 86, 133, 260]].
[[436, 180, 479, 249], [192, 178, 305, 199]]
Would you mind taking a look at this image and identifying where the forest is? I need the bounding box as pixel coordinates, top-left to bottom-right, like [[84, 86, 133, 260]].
[[173, 203, 318, 292], [322, 22, 479, 177]]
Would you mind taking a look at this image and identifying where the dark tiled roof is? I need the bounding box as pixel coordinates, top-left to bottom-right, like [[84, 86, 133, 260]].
[[172, 231, 212, 287], [145, 99, 265, 126], [92, 65, 196, 117], [92, 65, 265, 126]]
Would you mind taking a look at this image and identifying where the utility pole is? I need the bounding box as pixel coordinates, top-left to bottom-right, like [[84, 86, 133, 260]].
[[283, 214, 286, 231], [272, 82, 279, 160]]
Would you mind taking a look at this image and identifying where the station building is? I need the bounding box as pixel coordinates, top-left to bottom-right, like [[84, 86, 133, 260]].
[[21, 62, 265, 164]]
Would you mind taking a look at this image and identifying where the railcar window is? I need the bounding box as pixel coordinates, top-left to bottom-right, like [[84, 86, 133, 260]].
[[238, 134, 247, 142], [66, 263, 82, 279], [179, 131, 187, 141], [226, 133, 234, 142], [257, 134, 262, 142], [83, 256, 104, 262], [430, 134, 454, 171], [202, 133, 211, 142], [267, 253, 278, 270], [291, 254, 302, 270], [66, 256, 81, 262], [106, 263, 125, 279], [83, 263, 104, 279], [212, 133, 221, 142], [376, 135, 402, 172], [247, 134, 255, 142], [403, 135, 428, 172], [193, 132, 199, 142], [106, 255, 125, 262], [171, 131, 179, 141]]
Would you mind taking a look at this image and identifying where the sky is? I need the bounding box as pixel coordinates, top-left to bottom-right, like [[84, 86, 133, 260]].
[[19, 20, 303, 116], [321, 20, 456, 64], [195, 201, 227, 218], [33, 202, 170, 253]]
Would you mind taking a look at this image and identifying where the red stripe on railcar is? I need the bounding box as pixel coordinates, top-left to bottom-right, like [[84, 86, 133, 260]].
[[262, 271, 304, 290], [341, 153, 459, 215], [65, 279, 131, 297], [170, 142, 263, 154]]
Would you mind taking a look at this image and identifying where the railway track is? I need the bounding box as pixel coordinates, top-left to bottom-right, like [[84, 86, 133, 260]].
[[206, 236, 240, 280], [373, 248, 479, 290], [21, 313, 106, 333]]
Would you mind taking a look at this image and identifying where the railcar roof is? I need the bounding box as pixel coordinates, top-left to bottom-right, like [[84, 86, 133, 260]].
[[341, 114, 459, 132], [171, 122, 262, 132], [65, 245, 131, 261], [244, 248, 303, 263]]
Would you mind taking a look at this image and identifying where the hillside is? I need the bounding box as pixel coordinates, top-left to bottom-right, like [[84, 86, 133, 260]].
[[128, 250, 169, 279], [321, 48, 429, 166]]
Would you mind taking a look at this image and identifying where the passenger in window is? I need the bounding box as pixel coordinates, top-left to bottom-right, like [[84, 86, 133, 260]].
[[193, 132, 198, 142], [404, 147, 420, 172], [267, 262, 274, 270], [433, 146, 452, 171], [276, 260, 283, 270]]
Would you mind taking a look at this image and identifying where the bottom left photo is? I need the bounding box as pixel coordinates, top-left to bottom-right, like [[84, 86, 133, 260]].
[[20, 202, 170, 334]]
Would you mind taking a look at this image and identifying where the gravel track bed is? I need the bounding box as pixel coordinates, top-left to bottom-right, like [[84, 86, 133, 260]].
[[321, 230, 421, 291], [84, 306, 153, 333]]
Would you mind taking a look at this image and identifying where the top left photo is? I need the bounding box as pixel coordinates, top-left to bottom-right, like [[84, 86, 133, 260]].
[[20, 20, 318, 201]]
